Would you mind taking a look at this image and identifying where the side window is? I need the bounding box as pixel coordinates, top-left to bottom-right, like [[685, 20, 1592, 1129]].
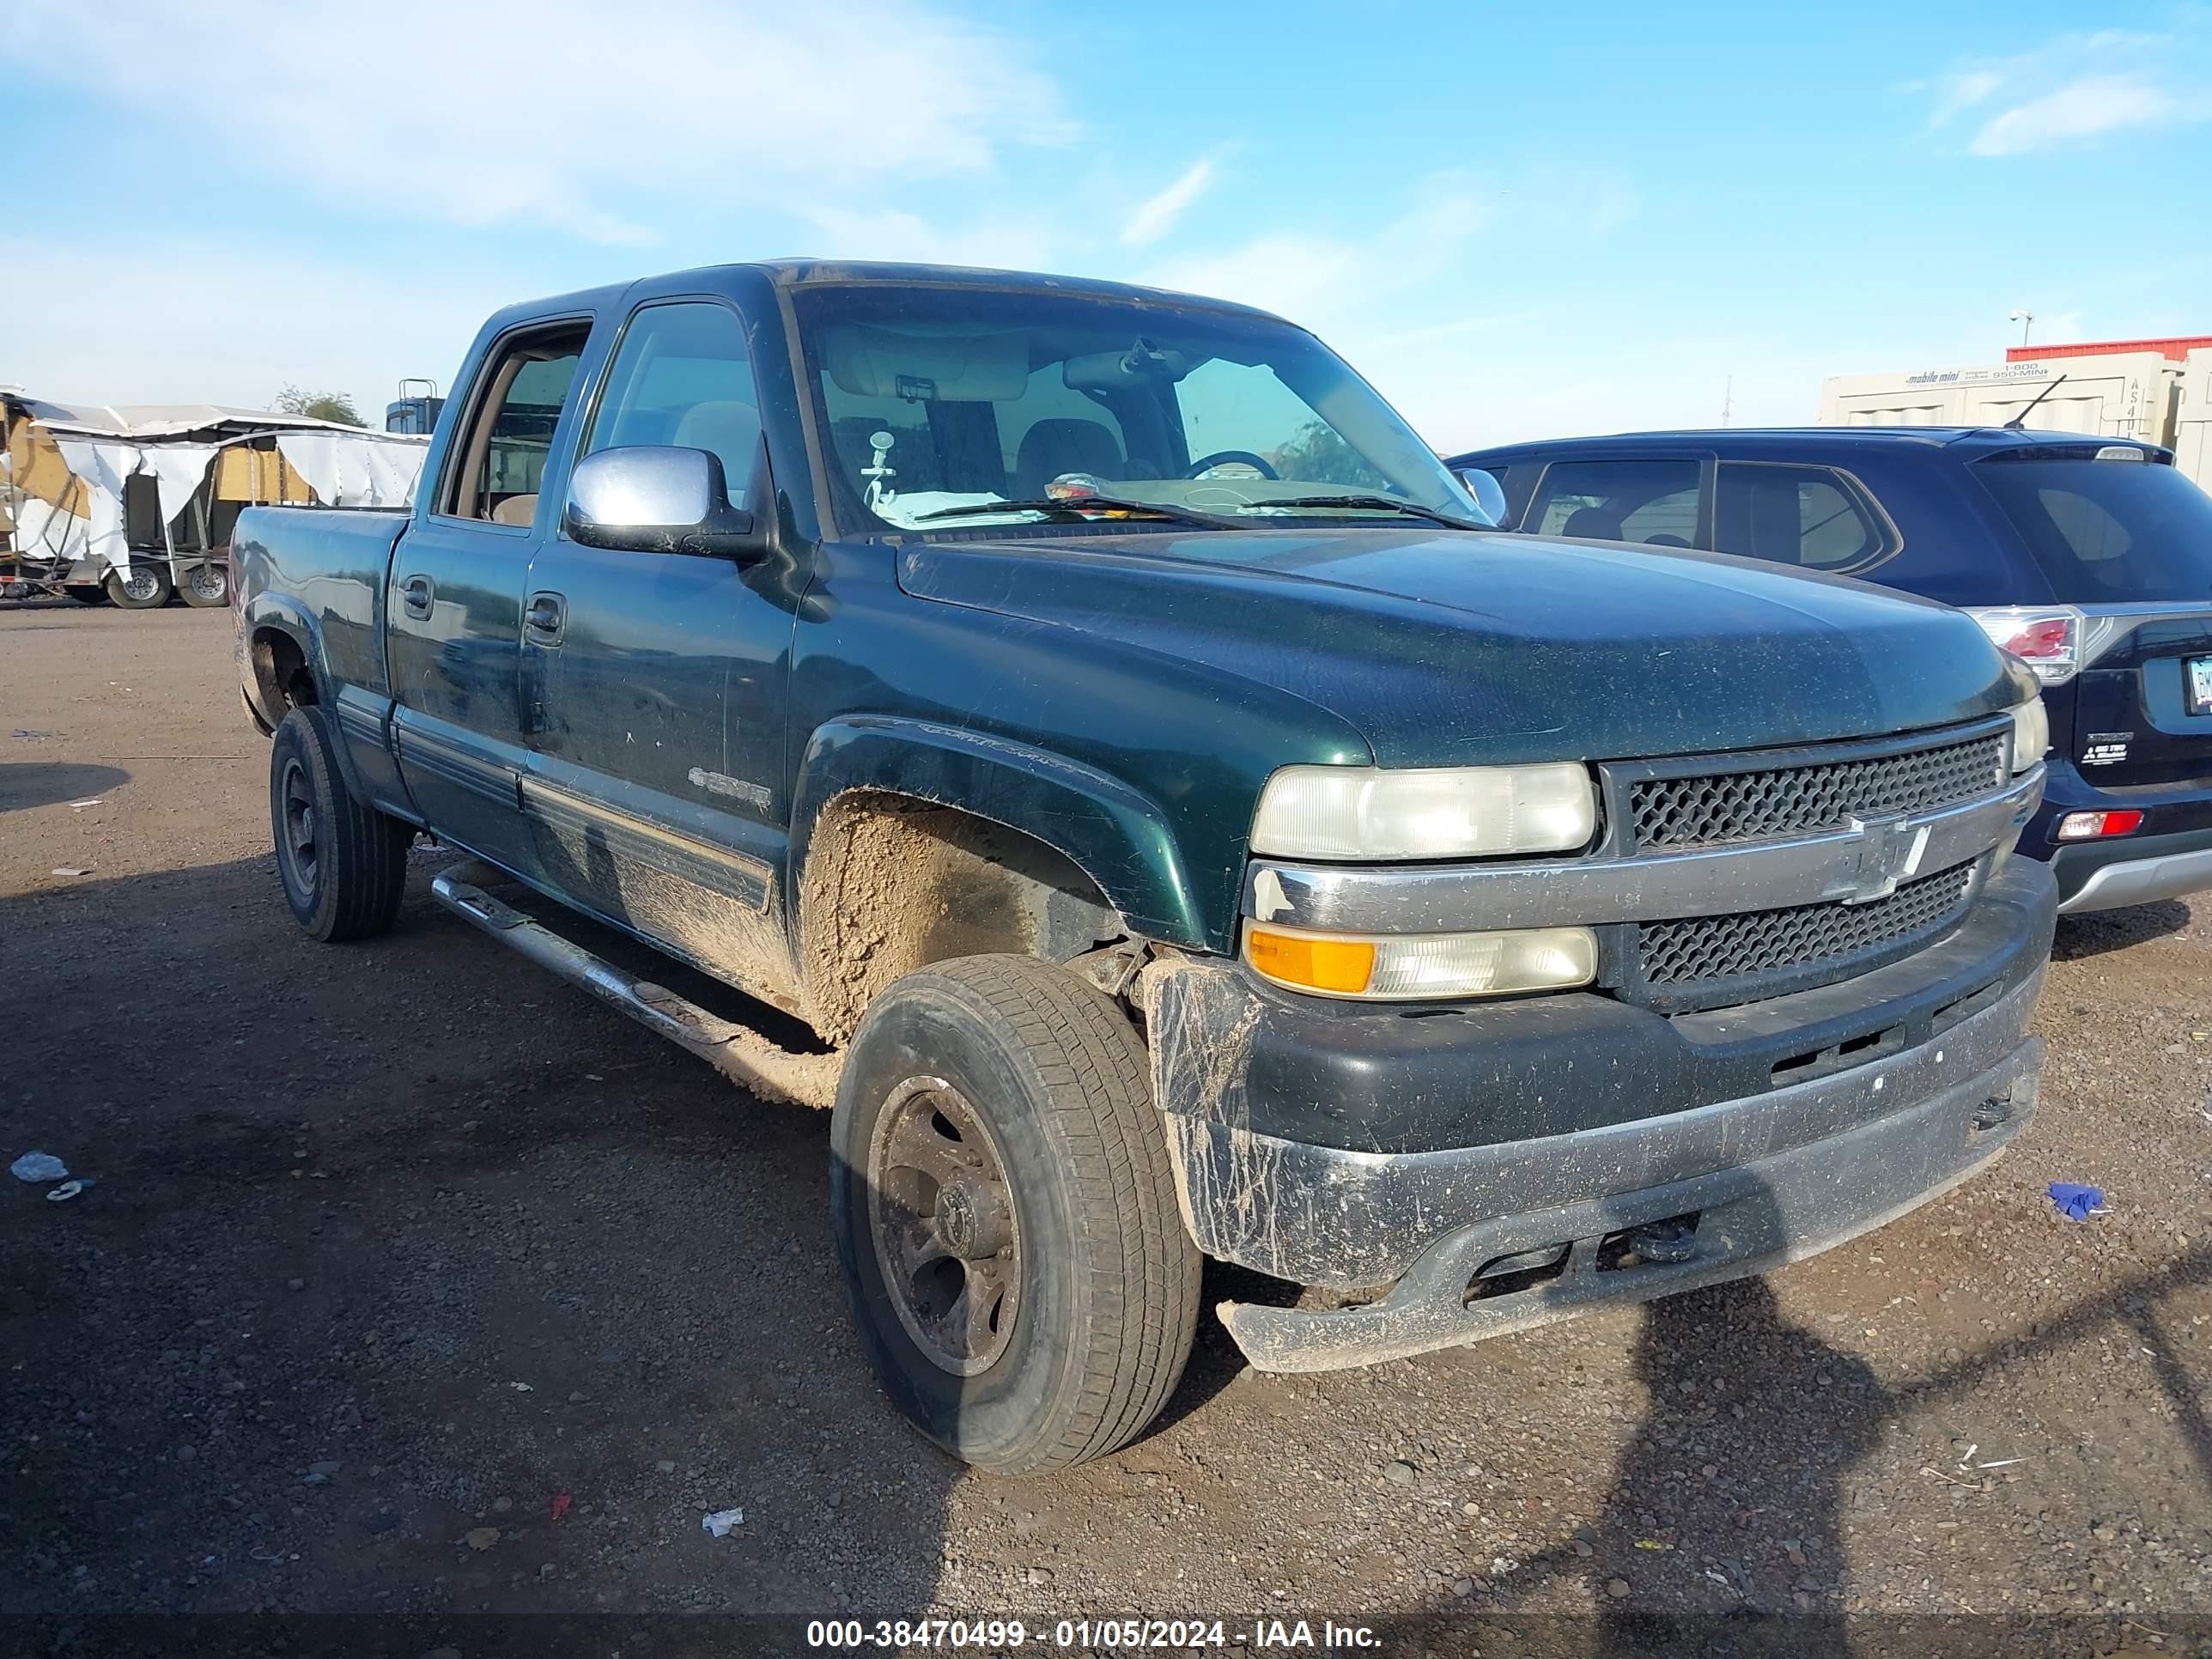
[[1528, 459, 1701, 546], [585, 301, 762, 508], [440, 325, 587, 524], [1714, 463, 1888, 570]]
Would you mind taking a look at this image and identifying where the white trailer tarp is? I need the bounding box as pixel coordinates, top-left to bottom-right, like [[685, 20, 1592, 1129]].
[[51, 440, 136, 569], [275, 434, 425, 509]]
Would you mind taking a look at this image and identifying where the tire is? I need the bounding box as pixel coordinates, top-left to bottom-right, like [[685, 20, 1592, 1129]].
[[269, 706, 412, 941], [64, 586, 111, 605], [830, 954, 1200, 1474], [179, 562, 229, 607], [105, 563, 174, 609]]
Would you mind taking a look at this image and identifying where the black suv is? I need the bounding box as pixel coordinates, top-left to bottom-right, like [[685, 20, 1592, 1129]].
[[1451, 427, 2212, 913]]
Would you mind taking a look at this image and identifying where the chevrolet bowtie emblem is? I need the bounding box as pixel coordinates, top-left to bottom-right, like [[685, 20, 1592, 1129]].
[[1841, 811, 1932, 904]]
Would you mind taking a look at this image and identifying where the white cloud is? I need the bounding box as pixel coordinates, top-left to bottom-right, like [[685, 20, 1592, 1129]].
[[1968, 74, 2180, 155], [3, 0, 1073, 246], [1145, 172, 1490, 325], [1121, 157, 1218, 247], [1921, 26, 2206, 156], [1928, 69, 2002, 127]]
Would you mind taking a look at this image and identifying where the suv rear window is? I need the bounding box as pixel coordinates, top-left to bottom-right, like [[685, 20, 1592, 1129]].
[[1974, 453, 2212, 602]]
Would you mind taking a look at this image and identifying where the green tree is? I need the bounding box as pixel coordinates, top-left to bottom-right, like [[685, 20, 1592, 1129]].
[[1269, 420, 1387, 489], [273, 385, 365, 426]]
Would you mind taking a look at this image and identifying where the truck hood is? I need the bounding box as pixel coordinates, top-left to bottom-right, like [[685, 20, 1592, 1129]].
[[896, 526, 2027, 767]]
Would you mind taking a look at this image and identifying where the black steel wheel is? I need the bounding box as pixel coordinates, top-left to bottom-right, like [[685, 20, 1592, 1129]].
[[268, 706, 412, 941], [830, 954, 1199, 1474]]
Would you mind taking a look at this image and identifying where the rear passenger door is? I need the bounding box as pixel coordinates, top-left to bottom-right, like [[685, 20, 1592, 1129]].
[[386, 318, 592, 877], [518, 295, 798, 1003]]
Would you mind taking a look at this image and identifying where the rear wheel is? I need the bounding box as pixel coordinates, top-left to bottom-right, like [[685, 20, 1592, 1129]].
[[830, 954, 1200, 1474], [269, 706, 412, 941], [179, 562, 229, 607], [105, 564, 173, 610]]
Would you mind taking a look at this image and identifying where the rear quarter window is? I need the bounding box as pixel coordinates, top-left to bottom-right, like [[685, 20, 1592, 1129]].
[[1713, 462, 1893, 572]]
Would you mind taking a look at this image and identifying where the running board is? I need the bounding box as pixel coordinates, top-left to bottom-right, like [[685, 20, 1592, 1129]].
[[429, 862, 840, 1109]]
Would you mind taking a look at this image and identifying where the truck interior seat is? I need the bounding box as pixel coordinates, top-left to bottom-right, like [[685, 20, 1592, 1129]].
[[1016, 419, 1124, 497], [1560, 505, 1624, 540], [490, 495, 536, 526]]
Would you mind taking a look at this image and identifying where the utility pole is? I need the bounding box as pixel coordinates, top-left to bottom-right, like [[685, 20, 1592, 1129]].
[[2010, 309, 2035, 348], [1720, 375, 1734, 428]]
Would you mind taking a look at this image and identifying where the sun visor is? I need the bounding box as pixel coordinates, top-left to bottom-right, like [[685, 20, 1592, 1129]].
[[822, 325, 1029, 402]]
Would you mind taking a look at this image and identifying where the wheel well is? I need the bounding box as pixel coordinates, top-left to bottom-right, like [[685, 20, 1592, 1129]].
[[798, 791, 1126, 1043], [249, 627, 318, 714]]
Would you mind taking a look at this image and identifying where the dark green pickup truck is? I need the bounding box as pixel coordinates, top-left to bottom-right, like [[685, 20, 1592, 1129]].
[[234, 260, 2056, 1473]]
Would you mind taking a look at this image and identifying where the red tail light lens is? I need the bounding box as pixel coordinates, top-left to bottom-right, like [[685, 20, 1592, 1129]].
[[1966, 605, 2085, 684], [2057, 810, 2144, 841]]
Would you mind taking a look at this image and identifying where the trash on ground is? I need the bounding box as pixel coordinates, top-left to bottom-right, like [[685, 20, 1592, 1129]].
[[465, 1526, 501, 1551], [50, 867, 89, 878], [11, 1152, 68, 1182], [701, 1508, 744, 1537], [69, 799, 101, 809], [507, 1381, 534, 1393], [46, 1179, 90, 1203], [12, 729, 54, 739], [550, 1492, 573, 1521], [2048, 1182, 2106, 1221]]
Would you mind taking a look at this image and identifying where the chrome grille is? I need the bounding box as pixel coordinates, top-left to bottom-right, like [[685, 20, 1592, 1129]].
[[1637, 863, 1978, 990], [1626, 732, 2008, 850]]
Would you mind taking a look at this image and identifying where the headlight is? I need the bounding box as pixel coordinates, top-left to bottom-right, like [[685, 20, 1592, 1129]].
[[2008, 697, 2050, 775], [1249, 763, 1596, 860], [1245, 922, 1597, 1000]]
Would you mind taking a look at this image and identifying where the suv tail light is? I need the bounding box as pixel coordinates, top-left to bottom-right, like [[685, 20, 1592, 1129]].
[[2057, 809, 2143, 841], [1966, 605, 2085, 684]]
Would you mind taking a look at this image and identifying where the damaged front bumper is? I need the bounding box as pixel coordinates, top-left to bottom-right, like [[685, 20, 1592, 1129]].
[[1145, 858, 2056, 1372]]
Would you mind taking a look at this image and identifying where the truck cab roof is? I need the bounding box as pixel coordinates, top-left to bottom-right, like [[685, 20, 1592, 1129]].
[[480, 258, 1294, 337]]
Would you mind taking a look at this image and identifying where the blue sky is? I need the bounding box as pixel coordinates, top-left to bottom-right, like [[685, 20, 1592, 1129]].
[[5, 0, 2209, 449]]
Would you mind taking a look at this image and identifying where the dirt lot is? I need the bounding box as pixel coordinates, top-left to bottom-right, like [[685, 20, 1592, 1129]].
[[3, 601, 2209, 1656]]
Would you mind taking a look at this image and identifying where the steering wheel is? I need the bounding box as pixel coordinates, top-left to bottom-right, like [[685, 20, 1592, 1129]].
[[1185, 449, 1279, 480]]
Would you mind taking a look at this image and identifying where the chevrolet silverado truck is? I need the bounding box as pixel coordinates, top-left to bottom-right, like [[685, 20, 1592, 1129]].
[[234, 260, 2057, 1474]]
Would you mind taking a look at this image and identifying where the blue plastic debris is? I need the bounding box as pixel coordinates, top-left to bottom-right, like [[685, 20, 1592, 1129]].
[[2048, 1182, 2106, 1222]]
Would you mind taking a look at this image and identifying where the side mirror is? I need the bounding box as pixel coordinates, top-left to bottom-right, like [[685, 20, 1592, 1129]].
[[1456, 466, 1511, 528], [565, 446, 766, 560]]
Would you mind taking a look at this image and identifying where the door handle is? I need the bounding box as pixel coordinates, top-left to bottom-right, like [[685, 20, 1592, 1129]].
[[525, 589, 567, 645], [399, 574, 434, 620]]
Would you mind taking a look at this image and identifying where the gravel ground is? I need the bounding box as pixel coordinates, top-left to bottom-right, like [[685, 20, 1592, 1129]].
[[3, 601, 2209, 1656]]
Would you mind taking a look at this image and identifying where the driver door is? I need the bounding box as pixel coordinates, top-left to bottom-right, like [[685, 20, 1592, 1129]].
[[520, 295, 798, 1001]]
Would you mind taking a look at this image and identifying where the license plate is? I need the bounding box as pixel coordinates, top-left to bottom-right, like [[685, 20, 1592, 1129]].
[[2190, 656, 2212, 716]]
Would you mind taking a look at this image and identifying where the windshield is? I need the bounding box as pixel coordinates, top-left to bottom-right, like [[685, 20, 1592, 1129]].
[[1975, 452, 2212, 603], [789, 283, 1484, 534]]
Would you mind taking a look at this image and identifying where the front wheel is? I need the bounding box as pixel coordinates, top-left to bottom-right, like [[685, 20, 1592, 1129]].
[[269, 706, 412, 941], [105, 564, 173, 609], [830, 954, 1200, 1474]]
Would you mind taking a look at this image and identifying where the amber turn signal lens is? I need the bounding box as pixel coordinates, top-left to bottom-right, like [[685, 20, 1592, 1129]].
[[1245, 928, 1376, 994]]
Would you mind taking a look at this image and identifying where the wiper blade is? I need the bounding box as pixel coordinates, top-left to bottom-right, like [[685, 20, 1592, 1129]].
[[1259, 494, 1491, 531], [908, 495, 1237, 529]]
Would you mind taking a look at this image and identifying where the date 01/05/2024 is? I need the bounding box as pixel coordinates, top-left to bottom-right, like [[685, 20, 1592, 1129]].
[[804, 1618, 1383, 1650]]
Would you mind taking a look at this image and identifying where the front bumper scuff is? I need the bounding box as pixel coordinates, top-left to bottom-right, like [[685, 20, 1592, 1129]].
[[1146, 859, 2054, 1373]]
